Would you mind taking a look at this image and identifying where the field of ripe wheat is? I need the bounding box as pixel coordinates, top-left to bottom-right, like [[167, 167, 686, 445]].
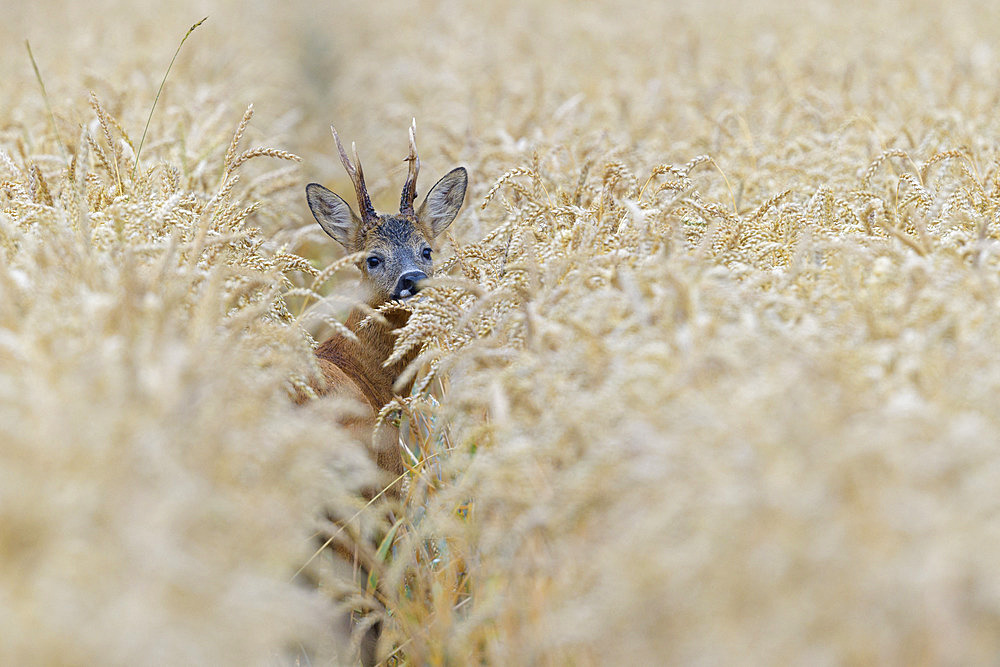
[[4, 0, 1000, 664]]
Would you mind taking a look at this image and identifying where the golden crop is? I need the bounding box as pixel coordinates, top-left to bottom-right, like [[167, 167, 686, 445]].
[[3, 0, 1000, 664]]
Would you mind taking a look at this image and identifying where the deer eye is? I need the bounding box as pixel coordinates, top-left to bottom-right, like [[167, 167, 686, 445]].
[[421, 247, 432, 260], [366, 256, 381, 270]]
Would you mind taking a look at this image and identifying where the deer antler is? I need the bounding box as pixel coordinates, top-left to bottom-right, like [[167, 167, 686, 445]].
[[399, 118, 420, 217], [330, 126, 378, 224]]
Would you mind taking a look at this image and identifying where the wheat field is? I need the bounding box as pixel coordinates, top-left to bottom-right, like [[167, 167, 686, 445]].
[[4, 0, 1000, 664]]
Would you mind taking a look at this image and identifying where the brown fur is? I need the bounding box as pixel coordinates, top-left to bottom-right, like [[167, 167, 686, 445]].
[[315, 307, 414, 489]]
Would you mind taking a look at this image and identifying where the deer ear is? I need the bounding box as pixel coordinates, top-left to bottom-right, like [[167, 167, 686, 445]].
[[418, 167, 467, 238], [306, 183, 360, 250]]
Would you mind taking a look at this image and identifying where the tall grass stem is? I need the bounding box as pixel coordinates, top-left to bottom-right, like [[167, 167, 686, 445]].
[[131, 17, 207, 184]]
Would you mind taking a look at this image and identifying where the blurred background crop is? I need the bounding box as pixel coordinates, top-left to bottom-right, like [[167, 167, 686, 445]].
[[4, 0, 1000, 664]]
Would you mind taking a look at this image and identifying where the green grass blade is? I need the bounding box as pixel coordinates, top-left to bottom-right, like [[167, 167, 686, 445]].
[[25, 40, 66, 159], [367, 518, 403, 593]]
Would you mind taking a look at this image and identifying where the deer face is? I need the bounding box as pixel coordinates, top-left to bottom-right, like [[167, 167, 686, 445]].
[[306, 122, 466, 305], [307, 163, 467, 305]]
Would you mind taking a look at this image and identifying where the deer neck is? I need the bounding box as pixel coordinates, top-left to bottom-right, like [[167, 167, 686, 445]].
[[344, 306, 415, 400]]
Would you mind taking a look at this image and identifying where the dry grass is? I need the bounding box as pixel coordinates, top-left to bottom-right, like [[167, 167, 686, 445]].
[[5, 0, 1000, 664]]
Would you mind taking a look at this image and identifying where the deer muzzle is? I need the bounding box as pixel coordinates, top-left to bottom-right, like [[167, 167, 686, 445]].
[[394, 270, 428, 300]]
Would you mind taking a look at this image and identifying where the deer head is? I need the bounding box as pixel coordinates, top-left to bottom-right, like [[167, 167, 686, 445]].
[[306, 121, 468, 305]]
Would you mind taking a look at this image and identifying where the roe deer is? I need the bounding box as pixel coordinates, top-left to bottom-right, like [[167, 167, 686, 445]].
[[305, 121, 467, 492], [305, 121, 466, 666], [306, 121, 468, 665]]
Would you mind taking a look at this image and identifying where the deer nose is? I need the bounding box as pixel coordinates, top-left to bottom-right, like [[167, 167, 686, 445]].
[[394, 270, 428, 299]]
